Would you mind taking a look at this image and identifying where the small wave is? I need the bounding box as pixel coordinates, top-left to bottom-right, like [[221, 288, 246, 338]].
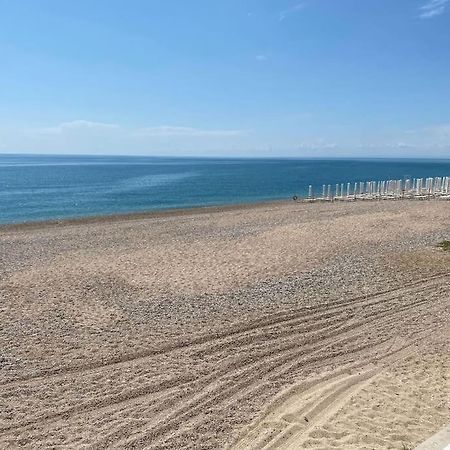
[[109, 171, 197, 193]]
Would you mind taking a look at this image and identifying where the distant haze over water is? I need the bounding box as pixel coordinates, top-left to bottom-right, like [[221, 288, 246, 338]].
[[1, 154, 450, 224]]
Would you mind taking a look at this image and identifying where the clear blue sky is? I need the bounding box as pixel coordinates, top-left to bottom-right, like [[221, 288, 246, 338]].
[[1, 0, 450, 157]]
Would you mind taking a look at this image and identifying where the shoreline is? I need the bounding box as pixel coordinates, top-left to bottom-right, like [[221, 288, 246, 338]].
[[0, 198, 291, 232], [3, 193, 449, 232]]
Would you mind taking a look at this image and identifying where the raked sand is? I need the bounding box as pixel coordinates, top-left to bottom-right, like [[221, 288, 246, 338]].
[[0, 200, 449, 449]]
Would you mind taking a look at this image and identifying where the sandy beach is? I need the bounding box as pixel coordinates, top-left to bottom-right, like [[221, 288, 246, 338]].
[[0, 199, 449, 449]]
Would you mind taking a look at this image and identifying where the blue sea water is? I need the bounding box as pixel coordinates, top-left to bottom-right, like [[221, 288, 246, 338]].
[[1, 154, 450, 224]]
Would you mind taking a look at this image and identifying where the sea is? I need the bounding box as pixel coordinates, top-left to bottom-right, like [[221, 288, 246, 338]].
[[1, 154, 450, 224]]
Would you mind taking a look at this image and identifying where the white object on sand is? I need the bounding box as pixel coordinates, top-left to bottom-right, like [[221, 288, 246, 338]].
[[414, 425, 450, 450]]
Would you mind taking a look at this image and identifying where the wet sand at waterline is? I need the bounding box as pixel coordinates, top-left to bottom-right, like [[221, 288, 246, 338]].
[[0, 200, 449, 449]]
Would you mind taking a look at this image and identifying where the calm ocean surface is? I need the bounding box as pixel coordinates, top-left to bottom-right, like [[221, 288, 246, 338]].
[[1, 154, 450, 224]]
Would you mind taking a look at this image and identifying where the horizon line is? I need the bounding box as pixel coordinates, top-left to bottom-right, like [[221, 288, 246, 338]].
[[1, 152, 450, 162]]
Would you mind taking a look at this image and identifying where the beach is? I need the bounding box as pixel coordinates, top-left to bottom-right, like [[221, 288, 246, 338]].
[[0, 199, 449, 449]]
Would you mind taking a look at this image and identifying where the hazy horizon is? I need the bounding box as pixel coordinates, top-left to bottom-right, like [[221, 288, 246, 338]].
[[2, 152, 450, 162]]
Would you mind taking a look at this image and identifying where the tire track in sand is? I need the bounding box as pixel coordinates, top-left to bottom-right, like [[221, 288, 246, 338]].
[[3, 282, 442, 436], [1, 276, 448, 449], [2, 272, 448, 388], [230, 337, 425, 450], [93, 288, 445, 449]]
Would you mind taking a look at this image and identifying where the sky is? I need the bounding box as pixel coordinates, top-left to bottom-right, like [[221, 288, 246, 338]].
[[1, 0, 450, 158]]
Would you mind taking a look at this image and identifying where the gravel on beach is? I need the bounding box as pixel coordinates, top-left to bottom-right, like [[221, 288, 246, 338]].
[[0, 200, 449, 449]]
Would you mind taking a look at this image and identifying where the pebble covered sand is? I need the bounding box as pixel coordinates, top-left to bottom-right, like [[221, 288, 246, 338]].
[[0, 200, 449, 449]]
